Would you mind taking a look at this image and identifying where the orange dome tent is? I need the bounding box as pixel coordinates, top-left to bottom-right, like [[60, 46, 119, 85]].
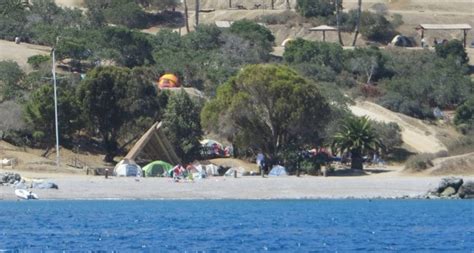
[[157, 74, 180, 89]]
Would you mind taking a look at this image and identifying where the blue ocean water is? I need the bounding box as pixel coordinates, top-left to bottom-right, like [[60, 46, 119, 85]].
[[0, 200, 472, 252]]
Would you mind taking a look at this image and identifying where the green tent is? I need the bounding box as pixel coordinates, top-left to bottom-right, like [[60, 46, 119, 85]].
[[143, 160, 173, 177]]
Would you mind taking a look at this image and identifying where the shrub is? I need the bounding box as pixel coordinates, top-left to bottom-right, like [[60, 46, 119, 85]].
[[359, 11, 396, 43], [454, 96, 474, 133], [446, 135, 474, 156], [404, 151, 448, 172], [435, 39, 469, 65], [27, 55, 50, 69], [296, 0, 335, 18]]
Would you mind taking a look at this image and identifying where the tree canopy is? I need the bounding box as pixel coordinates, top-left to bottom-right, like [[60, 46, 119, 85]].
[[331, 116, 383, 170], [201, 64, 331, 157], [162, 90, 203, 163]]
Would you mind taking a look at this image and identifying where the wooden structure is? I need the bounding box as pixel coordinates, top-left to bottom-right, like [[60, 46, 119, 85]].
[[309, 25, 338, 42], [125, 122, 181, 165], [416, 24, 472, 48]]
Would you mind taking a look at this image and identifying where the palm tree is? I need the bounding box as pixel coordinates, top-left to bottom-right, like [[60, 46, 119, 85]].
[[1, 0, 29, 16], [331, 116, 384, 170]]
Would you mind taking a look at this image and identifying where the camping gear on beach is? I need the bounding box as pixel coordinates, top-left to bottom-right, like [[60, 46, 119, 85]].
[[269, 165, 288, 176], [143, 160, 173, 177], [187, 164, 207, 179], [200, 139, 224, 157], [15, 189, 38, 200], [114, 159, 142, 177], [224, 167, 245, 177], [203, 164, 220, 176]]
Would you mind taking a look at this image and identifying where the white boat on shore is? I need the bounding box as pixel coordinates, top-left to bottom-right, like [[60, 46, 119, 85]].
[[15, 189, 38, 200]]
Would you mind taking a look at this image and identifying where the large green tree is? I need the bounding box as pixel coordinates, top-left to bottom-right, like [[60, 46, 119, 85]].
[[78, 66, 161, 162], [201, 64, 331, 157], [331, 116, 383, 170], [162, 90, 203, 163], [0, 60, 24, 101], [24, 82, 81, 149]]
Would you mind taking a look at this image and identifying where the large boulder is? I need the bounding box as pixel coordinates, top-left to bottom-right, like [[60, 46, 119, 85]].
[[458, 181, 474, 199], [436, 177, 464, 193]]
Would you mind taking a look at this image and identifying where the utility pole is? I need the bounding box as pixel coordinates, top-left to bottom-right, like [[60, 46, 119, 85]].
[[51, 44, 60, 167], [184, 0, 190, 33]]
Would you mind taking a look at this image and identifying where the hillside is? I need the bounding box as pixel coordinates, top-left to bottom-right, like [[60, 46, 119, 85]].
[[349, 101, 455, 154], [53, 0, 473, 46]]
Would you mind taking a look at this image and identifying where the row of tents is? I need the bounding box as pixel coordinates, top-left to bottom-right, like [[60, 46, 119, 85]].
[[114, 159, 289, 178], [114, 159, 220, 178]]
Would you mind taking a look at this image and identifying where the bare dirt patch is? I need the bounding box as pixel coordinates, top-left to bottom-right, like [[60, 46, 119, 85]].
[[0, 40, 51, 72]]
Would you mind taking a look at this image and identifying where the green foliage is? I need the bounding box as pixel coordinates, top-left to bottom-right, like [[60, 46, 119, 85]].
[[104, 2, 148, 29], [344, 47, 387, 84], [100, 27, 155, 67], [0, 60, 24, 101], [27, 55, 50, 70], [454, 96, 474, 134], [435, 39, 469, 65], [162, 90, 203, 163], [78, 66, 161, 161], [283, 38, 344, 81], [379, 49, 472, 118], [201, 64, 331, 157], [77, 66, 132, 161], [0, 100, 26, 140], [229, 20, 275, 58], [359, 11, 396, 43], [24, 82, 81, 147], [296, 0, 336, 18], [0, 0, 29, 16], [331, 116, 383, 170]]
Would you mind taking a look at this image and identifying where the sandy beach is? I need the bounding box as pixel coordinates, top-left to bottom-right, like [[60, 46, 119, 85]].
[[2, 168, 472, 200]]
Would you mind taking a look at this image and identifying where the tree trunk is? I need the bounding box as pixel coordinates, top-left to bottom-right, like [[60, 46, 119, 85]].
[[350, 152, 364, 170], [271, 0, 275, 9], [352, 0, 362, 46], [336, 0, 344, 46], [195, 0, 199, 28], [229, 0, 232, 8], [286, 0, 290, 9], [184, 0, 189, 33]]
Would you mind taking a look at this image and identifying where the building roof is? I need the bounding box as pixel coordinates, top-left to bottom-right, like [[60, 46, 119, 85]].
[[309, 25, 338, 31], [417, 24, 472, 30]]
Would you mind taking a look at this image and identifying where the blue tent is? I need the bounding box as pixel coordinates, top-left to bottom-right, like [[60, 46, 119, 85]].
[[269, 165, 288, 176]]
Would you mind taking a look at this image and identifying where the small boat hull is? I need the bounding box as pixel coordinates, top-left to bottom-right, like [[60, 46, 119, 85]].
[[15, 189, 38, 200]]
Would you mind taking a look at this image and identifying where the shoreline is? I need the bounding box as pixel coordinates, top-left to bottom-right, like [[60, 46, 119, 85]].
[[3, 173, 473, 201]]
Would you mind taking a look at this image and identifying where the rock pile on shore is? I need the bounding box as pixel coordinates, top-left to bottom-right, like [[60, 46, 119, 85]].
[[427, 177, 474, 199], [0, 172, 21, 185]]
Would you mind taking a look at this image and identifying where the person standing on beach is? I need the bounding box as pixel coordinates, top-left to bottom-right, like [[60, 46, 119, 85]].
[[256, 152, 265, 176]]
